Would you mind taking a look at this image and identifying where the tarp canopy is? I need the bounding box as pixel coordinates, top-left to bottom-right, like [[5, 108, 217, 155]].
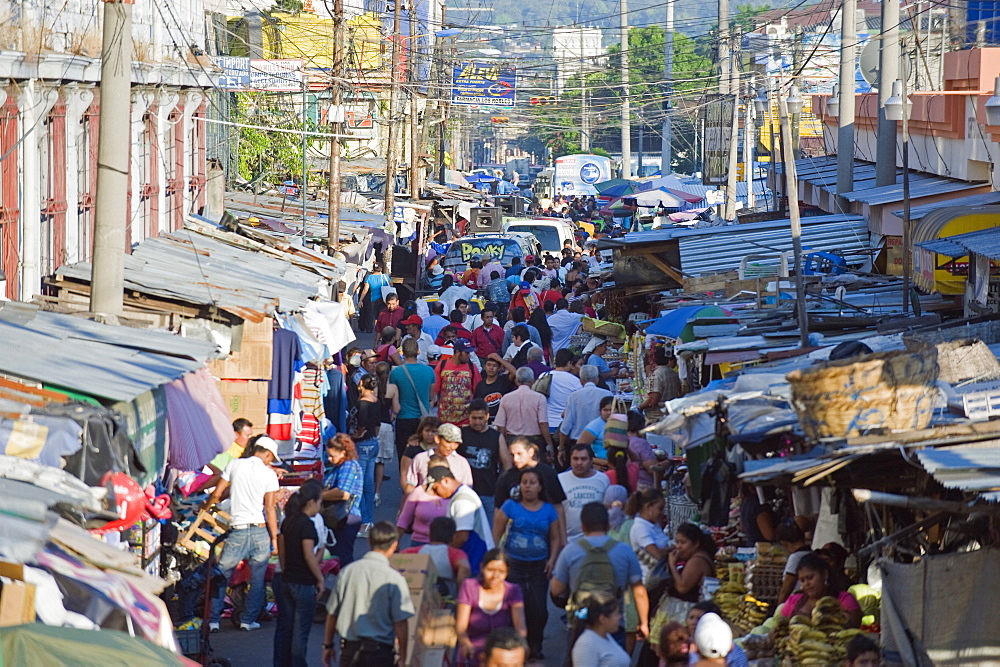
[[0, 623, 194, 666], [645, 305, 733, 341], [595, 178, 641, 197]]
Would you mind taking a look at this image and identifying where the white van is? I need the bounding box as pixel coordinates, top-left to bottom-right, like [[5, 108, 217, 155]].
[[503, 217, 575, 256]]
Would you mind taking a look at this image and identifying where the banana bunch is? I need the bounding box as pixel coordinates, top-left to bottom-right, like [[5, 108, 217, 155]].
[[731, 596, 770, 635], [712, 581, 747, 622], [812, 596, 849, 633], [781, 615, 842, 665]]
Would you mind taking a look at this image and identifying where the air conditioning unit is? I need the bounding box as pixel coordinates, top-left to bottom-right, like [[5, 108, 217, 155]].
[[469, 207, 502, 234]]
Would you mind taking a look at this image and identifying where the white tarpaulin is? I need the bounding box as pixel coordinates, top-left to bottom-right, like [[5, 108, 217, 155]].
[[880, 548, 1000, 666]]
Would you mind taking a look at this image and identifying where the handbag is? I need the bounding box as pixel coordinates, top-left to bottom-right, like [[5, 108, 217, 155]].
[[532, 372, 553, 397], [399, 364, 432, 418], [604, 398, 629, 450], [322, 500, 351, 531]]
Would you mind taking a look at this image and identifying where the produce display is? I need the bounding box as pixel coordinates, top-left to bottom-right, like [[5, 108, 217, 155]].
[[773, 597, 866, 664], [711, 580, 770, 636], [745, 544, 787, 604]]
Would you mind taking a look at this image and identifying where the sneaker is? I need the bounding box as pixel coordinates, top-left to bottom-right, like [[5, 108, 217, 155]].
[[208, 622, 220, 633], [374, 493, 382, 507], [240, 622, 261, 632], [358, 523, 373, 538]]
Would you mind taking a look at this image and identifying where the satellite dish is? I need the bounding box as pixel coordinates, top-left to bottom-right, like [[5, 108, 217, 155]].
[[859, 39, 912, 91]]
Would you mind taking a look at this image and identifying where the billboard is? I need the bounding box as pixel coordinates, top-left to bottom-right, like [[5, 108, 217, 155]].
[[452, 62, 516, 107], [701, 94, 735, 186], [554, 154, 612, 196], [215, 58, 304, 91]]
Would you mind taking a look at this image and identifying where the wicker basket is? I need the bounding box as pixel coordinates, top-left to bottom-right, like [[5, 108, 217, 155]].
[[786, 350, 939, 439], [581, 317, 626, 339], [904, 338, 1000, 384]]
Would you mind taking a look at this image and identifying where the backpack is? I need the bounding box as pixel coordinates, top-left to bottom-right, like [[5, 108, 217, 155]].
[[567, 538, 621, 612]]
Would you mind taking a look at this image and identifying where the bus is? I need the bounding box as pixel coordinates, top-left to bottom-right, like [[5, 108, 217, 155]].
[[553, 154, 613, 197]]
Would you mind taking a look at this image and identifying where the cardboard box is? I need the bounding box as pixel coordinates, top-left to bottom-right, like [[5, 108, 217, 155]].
[[216, 380, 269, 429], [389, 553, 439, 593], [411, 643, 448, 667], [208, 340, 272, 380], [239, 318, 274, 344], [0, 561, 36, 627]]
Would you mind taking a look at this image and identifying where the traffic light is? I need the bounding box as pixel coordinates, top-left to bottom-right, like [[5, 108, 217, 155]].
[[490, 117, 509, 124], [529, 96, 557, 106]]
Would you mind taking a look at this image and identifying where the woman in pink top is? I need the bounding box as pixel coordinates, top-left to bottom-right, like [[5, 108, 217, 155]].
[[779, 553, 862, 627], [396, 484, 449, 547]]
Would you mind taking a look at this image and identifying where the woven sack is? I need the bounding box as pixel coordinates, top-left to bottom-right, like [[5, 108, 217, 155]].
[[904, 338, 1000, 384], [603, 398, 629, 450], [786, 350, 938, 439]]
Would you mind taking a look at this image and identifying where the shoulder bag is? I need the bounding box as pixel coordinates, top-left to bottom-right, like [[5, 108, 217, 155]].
[[399, 363, 432, 418]]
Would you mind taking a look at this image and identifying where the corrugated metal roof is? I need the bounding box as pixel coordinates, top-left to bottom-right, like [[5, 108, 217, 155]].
[[915, 227, 1000, 261], [892, 192, 1000, 220], [677, 215, 870, 276], [916, 445, 1000, 499], [57, 222, 344, 317], [0, 304, 207, 402], [841, 177, 987, 205]]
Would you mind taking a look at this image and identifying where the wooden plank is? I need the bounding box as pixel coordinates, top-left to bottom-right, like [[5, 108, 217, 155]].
[[640, 252, 684, 283]]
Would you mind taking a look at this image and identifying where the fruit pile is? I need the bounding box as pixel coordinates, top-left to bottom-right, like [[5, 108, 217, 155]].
[[774, 597, 866, 665], [711, 581, 770, 635]]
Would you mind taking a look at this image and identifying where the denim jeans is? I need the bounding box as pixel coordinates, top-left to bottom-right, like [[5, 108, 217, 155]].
[[273, 572, 317, 667], [507, 558, 549, 657], [331, 518, 361, 567], [211, 525, 270, 624], [356, 439, 378, 524]]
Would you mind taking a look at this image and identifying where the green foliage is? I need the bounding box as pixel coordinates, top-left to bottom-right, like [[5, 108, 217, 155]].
[[734, 3, 773, 34], [271, 0, 303, 12], [233, 92, 308, 185]]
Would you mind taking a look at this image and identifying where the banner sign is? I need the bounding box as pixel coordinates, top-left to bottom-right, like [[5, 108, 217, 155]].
[[215, 58, 304, 91], [452, 62, 516, 107]]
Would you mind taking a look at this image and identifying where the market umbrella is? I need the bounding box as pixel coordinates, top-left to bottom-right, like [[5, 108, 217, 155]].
[[0, 623, 198, 666], [631, 187, 684, 208], [594, 178, 640, 197], [645, 304, 732, 342]]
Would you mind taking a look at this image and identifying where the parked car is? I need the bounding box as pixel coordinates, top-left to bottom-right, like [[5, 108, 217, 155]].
[[441, 232, 540, 275], [503, 217, 575, 256]]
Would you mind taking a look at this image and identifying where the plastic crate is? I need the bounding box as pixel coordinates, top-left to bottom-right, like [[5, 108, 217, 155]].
[[175, 628, 201, 656]]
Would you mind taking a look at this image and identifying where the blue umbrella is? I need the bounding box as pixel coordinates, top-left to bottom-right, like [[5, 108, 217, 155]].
[[645, 305, 732, 341], [464, 174, 500, 184]]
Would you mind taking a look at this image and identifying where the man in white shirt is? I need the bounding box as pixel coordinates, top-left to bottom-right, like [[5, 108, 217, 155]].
[[558, 443, 610, 542], [544, 349, 582, 432], [547, 298, 584, 352], [400, 315, 435, 364], [427, 466, 496, 575], [204, 437, 281, 632]]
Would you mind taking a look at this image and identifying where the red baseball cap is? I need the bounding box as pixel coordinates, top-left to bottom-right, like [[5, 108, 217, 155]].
[[400, 315, 423, 326]]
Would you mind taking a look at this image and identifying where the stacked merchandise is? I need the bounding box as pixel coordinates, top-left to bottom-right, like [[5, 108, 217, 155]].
[[711, 578, 770, 636], [744, 543, 786, 605], [772, 597, 867, 664], [389, 553, 456, 666]]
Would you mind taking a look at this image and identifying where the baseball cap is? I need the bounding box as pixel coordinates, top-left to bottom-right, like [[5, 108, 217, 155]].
[[430, 264, 444, 276], [255, 436, 282, 463], [452, 338, 473, 354], [437, 423, 463, 443], [400, 314, 423, 327], [361, 348, 379, 360], [525, 255, 535, 262], [425, 465, 456, 490], [519, 280, 531, 289], [694, 613, 733, 659]]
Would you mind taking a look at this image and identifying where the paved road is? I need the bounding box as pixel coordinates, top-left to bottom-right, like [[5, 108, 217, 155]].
[[211, 330, 569, 665]]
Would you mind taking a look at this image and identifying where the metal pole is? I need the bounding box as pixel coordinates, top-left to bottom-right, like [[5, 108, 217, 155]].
[[661, 0, 674, 175], [90, 0, 132, 316], [901, 68, 911, 314], [744, 74, 755, 210], [718, 0, 729, 95], [327, 0, 344, 253], [301, 70, 308, 243], [876, 0, 900, 187], [580, 26, 590, 152], [778, 91, 810, 348], [723, 41, 740, 221], [620, 0, 632, 177], [385, 0, 402, 228], [409, 0, 420, 197], [836, 0, 857, 205], [791, 26, 803, 158]]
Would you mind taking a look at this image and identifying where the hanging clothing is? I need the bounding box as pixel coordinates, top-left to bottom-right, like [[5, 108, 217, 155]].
[[268, 329, 303, 442], [164, 368, 233, 476], [301, 300, 357, 357], [323, 368, 349, 434]]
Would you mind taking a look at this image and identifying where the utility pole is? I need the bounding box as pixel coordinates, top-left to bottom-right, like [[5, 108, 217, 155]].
[[300, 72, 309, 242], [384, 0, 402, 228], [875, 0, 900, 187], [723, 32, 740, 220], [327, 0, 344, 253], [836, 0, 857, 205], [436, 3, 449, 184], [791, 26, 803, 158], [778, 91, 810, 348], [718, 0, 730, 95], [91, 0, 132, 316], [581, 27, 591, 153], [409, 0, 420, 198], [900, 44, 912, 313], [744, 74, 755, 210], [661, 0, 674, 175], [620, 0, 632, 177]]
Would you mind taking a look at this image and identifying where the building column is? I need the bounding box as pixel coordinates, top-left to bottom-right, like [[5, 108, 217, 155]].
[[17, 80, 58, 300], [62, 83, 95, 266], [129, 87, 155, 247], [155, 89, 181, 238], [181, 90, 205, 228]]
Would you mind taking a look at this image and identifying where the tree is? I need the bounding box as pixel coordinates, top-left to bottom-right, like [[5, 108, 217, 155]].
[[233, 92, 308, 188]]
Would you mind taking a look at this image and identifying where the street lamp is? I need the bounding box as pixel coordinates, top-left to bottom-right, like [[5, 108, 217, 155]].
[[986, 75, 1000, 125], [884, 76, 914, 313], [827, 84, 839, 118], [786, 85, 804, 115]]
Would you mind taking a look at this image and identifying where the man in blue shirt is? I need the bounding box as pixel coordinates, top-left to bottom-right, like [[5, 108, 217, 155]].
[[389, 339, 436, 462], [423, 301, 450, 342], [558, 365, 611, 466], [583, 336, 619, 387]]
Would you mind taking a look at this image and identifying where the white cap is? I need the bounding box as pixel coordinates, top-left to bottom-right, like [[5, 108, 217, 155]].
[[255, 436, 282, 463], [583, 336, 607, 355], [694, 613, 732, 659]]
